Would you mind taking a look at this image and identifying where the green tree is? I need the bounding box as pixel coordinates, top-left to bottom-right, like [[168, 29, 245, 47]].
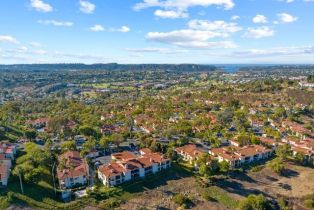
[[268, 158, 284, 175], [276, 144, 291, 161], [238, 194, 271, 210], [294, 153, 307, 165], [13, 143, 52, 183], [61, 140, 76, 152], [99, 136, 111, 149], [208, 159, 220, 174], [25, 130, 37, 140], [219, 161, 230, 173], [110, 133, 124, 147]]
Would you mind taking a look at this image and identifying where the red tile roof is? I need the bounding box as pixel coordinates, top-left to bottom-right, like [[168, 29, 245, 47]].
[[259, 137, 277, 146], [57, 151, 88, 180], [139, 148, 152, 155], [98, 162, 127, 178], [112, 151, 137, 161], [175, 144, 204, 158], [99, 151, 169, 178]]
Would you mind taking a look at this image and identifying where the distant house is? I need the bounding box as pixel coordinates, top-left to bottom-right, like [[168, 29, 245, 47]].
[[0, 142, 16, 187], [133, 115, 157, 134], [100, 123, 128, 135], [209, 145, 272, 168], [259, 137, 277, 150], [282, 120, 311, 139], [175, 144, 204, 165], [249, 118, 264, 129], [100, 113, 114, 121], [57, 151, 89, 189], [283, 137, 314, 161], [0, 142, 17, 160], [98, 148, 170, 187], [230, 139, 241, 147], [27, 118, 49, 129], [0, 162, 10, 187], [291, 146, 313, 161], [299, 82, 314, 88]]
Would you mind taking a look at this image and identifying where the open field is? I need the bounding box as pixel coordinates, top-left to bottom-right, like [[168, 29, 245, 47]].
[[119, 177, 228, 210], [214, 162, 314, 209], [119, 162, 314, 210]]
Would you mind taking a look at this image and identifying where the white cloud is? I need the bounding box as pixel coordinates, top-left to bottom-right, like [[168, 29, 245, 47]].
[[146, 30, 237, 49], [33, 49, 47, 55], [231, 15, 240, 21], [90, 24, 104, 32], [79, 0, 95, 14], [232, 46, 314, 57], [125, 47, 188, 54], [30, 0, 53, 12], [134, 0, 235, 12], [110, 26, 131, 33], [188, 20, 242, 35], [146, 19, 240, 49], [154, 9, 188, 19], [244, 26, 274, 39], [38, 20, 73, 27], [89, 25, 130, 33], [0, 35, 19, 44], [252, 14, 268, 23], [277, 13, 298, 23], [29, 42, 42, 48], [18, 46, 28, 52]]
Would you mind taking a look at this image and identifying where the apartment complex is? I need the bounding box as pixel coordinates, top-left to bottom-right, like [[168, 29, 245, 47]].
[[209, 145, 272, 168], [98, 148, 171, 187], [57, 151, 89, 189]]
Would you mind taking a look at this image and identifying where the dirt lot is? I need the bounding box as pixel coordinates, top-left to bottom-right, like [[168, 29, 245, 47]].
[[119, 176, 227, 210], [119, 163, 314, 210], [215, 163, 314, 199]]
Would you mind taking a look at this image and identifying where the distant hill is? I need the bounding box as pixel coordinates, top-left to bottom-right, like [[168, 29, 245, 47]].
[[0, 63, 217, 72]]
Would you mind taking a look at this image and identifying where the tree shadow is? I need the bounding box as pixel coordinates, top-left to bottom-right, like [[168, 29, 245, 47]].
[[228, 171, 257, 183], [214, 177, 270, 198], [277, 182, 292, 191], [282, 168, 299, 178]]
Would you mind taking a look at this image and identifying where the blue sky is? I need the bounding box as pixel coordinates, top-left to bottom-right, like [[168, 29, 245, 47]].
[[0, 0, 314, 64]]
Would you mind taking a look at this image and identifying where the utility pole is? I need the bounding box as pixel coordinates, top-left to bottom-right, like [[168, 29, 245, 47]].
[[52, 162, 57, 195], [18, 170, 24, 194]]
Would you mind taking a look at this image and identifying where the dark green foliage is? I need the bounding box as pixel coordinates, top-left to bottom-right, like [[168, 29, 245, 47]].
[[238, 194, 272, 210], [268, 158, 285, 175], [172, 193, 191, 208]]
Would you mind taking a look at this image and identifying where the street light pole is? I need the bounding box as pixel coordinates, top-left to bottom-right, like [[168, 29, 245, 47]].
[[52, 162, 57, 195], [18, 170, 24, 194]]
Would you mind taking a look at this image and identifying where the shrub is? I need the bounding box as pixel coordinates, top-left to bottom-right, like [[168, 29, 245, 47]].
[[0, 193, 13, 210], [303, 198, 314, 209], [268, 158, 284, 175], [277, 197, 291, 210], [238, 194, 272, 210], [203, 187, 239, 209], [99, 197, 122, 209], [251, 165, 264, 173], [172, 193, 191, 208]]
